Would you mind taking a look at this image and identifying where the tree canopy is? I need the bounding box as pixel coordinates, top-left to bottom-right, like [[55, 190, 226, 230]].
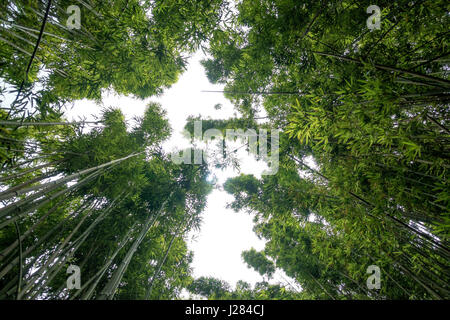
[[0, 0, 448, 300]]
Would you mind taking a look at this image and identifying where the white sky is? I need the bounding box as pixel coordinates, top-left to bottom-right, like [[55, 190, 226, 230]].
[[62, 51, 299, 292]]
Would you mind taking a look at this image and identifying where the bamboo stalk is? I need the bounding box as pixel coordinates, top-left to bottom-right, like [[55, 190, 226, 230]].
[[0, 195, 68, 261], [312, 51, 450, 87], [0, 170, 58, 201], [13, 221, 22, 300], [0, 197, 94, 280], [97, 212, 160, 300], [9, 0, 53, 110], [17, 199, 96, 299], [0, 152, 142, 221], [145, 224, 183, 299], [76, 222, 137, 300], [0, 159, 63, 182], [0, 167, 103, 228]]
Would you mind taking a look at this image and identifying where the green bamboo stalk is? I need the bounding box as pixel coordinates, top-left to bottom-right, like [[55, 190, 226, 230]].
[[312, 51, 450, 87], [76, 222, 137, 300], [0, 170, 58, 201], [0, 197, 95, 280], [0, 159, 63, 182], [17, 200, 96, 299], [0, 167, 103, 229], [97, 212, 160, 300], [0, 152, 142, 221]]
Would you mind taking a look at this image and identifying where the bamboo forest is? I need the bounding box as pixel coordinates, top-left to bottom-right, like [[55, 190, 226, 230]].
[[0, 0, 448, 301]]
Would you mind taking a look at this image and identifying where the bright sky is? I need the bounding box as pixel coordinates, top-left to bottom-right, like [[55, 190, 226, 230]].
[[65, 51, 300, 292]]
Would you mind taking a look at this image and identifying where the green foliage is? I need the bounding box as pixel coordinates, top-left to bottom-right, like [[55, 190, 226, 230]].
[[187, 277, 306, 300], [0, 0, 448, 301], [202, 0, 449, 299], [0, 106, 212, 300]]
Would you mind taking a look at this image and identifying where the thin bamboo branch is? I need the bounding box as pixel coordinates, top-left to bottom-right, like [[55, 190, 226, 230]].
[[13, 221, 22, 300]]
